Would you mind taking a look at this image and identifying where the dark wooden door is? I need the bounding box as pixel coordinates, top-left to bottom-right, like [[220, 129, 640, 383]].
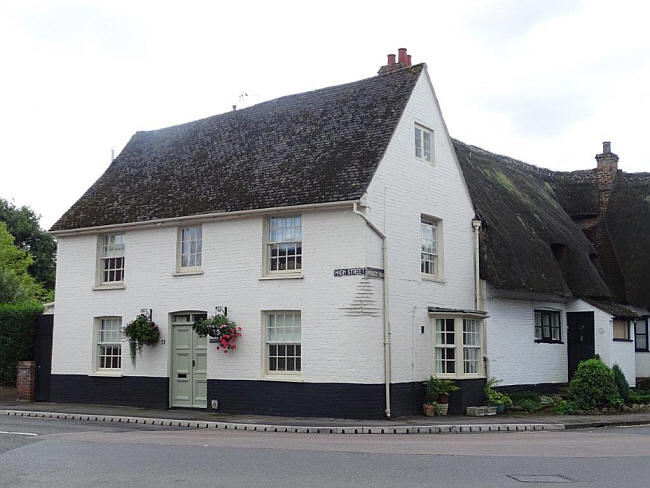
[[567, 312, 595, 381], [34, 315, 53, 401]]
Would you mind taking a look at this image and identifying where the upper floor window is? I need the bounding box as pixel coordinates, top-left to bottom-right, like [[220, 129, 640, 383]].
[[267, 215, 302, 274], [96, 317, 122, 371], [636, 320, 649, 352], [421, 217, 440, 278], [414, 124, 432, 162], [534, 310, 561, 343], [178, 225, 202, 270], [99, 233, 124, 283]]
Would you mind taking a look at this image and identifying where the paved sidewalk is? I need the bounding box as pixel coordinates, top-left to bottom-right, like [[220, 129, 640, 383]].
[[2, 395, 650, 433]]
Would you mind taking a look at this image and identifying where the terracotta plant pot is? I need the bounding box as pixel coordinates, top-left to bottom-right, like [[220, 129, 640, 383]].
[[423, 403, 436, 417], [438, 393, 449, 404]]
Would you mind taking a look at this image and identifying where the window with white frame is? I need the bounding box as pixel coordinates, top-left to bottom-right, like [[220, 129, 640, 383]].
[[96, 317, 122, 370], [267, 215, 302, 274], [414, 124, 432, 162], [434, 317, 484, 377], [265, 311, 301, 374], [421, 217, 440, 278], [463, 319, 481, 374], [178, 225, 202, 270], [99, 234, 125, 283], [434, 318, 455, 374], [534, 310, 561, 342]]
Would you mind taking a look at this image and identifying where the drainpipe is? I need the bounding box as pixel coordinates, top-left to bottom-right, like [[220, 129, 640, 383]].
[[471, 219, 482, 310], [353, 202, 391, 419]]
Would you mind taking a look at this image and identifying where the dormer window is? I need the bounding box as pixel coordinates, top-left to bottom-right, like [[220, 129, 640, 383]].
[[414, 124, 432, 162]]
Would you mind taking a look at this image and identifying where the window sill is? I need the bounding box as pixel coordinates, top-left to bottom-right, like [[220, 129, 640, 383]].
[[259, 274, 303, 281], [88, 371, 123, 377], [636, 349, 650, 353], [421, 274, 445, 284], [261, 375, 304, 382], [535, 340, 564, 344], [92, 283, 125, 291], [613, 338, 634, 342], [173, 270, 204, 277]]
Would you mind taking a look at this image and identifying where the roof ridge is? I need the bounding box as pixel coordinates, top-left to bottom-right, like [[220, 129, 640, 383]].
[[138, 64, 425, 135]]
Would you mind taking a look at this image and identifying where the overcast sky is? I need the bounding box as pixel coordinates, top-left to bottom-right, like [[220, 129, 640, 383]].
[[1, 0, 648, 229]]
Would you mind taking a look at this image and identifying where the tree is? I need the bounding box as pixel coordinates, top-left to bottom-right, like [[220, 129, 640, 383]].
[[0, 198, 56, 290], [0, 222, 45, 304]]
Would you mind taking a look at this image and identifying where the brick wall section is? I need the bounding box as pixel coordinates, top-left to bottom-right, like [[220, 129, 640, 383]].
[[576, 143, 627, 301], [16, 361, 36, 401]]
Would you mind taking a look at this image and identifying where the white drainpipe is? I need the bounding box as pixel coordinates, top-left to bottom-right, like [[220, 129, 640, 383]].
[[353, 202, 391, 419], [472, 219, 482, 310]]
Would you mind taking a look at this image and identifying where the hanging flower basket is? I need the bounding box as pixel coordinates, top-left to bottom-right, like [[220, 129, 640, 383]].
[[192, 314, 241, 353], [124, 312, 160, 364]]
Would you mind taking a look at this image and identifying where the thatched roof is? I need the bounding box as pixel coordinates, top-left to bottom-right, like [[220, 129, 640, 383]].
[[453, 139, 610, 299], [52, 65, 423, 231], [607, 172, 650, 308], [582, 298, 640, 319]]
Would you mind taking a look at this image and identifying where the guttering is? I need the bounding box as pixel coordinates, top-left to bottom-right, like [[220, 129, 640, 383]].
[[50, 200, 360, 237], [471, 219, 482, 310], [352, 202, 391, 419]]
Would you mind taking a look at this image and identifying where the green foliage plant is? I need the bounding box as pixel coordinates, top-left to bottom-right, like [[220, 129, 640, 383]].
[[568, 358, 622, 411], [0, 222, 45, 304], [192, 314, 242, 353], [123, 313, 160, 364], [423, 377, 439, 404], [0, 302, 43, 385], [612, 364, 630, 402]]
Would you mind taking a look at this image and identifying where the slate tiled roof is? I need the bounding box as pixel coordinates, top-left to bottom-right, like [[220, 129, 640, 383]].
[[51, 65, 423, 231], [453, 139, 611, 299], [581, 298, 640, 319]]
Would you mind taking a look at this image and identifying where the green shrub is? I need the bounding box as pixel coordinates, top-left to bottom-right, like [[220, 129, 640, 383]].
[[629, 390, 650, 404], [484, 378, 512, 407], [612, 364, 630, 401], [568, 358, 622, 411], [423, 377, 439, 404], [555, 399, 580, 415], [0, 303, 43, 385], [509, 390, 541, 403]]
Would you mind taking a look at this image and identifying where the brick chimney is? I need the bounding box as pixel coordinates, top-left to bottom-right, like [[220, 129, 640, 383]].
[[595, 141, 619, 215], [378, 48, 412, 75]]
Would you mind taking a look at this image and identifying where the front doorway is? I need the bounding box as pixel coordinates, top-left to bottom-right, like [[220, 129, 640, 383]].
[[567, 311, 595, 381], [170, 312, 207, 408]]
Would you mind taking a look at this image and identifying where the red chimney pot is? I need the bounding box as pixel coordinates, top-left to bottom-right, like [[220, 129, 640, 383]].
[[406, 54, 412, 66], [387, 54, 396, 66], [398, 48, 407, 65]]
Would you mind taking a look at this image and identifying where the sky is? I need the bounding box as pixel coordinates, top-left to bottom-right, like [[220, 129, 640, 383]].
[[1, 0, 649, 229]]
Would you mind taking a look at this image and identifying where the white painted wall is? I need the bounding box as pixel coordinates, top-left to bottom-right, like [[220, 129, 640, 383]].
[[52, 207, 387, 385], [484, 288, 568, 386], [567, 300, 636, 386], [364, 68, 478, 384]]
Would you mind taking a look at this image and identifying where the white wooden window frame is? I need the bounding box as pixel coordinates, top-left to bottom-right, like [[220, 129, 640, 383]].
[[263, 215, 302, 277], [414, 123, 433, 162], [96, 233, 125, 287], [262, 311, 302, 378], [176, 225, 203, 273], [432, 316, 484, 379], [94, 317, 122, 373], [421, 215, 443, 281]]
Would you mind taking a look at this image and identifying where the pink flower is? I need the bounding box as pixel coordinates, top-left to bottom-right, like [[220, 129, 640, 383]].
[[231, 345, 236, 350]]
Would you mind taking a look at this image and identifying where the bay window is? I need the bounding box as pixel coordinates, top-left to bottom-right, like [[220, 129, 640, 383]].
[[433, 316, 484, 377]]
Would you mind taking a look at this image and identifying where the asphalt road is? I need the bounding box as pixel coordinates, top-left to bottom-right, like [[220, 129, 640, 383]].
[[2, 416, 650, 487]]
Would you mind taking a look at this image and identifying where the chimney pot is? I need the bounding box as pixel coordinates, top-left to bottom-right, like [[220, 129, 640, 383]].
[[407, 54, 412, 66], [398, 48, 407, 65], [387, 53, 396, 66], [603, 141, 611, 154]]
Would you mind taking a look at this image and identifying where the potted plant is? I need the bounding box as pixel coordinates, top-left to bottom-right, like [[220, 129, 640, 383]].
[[428, 376, 460, 416], [484, 377, 513, 414], [192, 314, 242, 353], [123, 311, 160, 365], [422, 376, 439, 416]]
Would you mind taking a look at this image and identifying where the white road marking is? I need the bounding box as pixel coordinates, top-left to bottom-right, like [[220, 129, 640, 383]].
[[0, 431, 38, 436]]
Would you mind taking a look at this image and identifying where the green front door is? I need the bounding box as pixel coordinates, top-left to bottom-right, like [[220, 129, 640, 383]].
[[171, 313, 207, 408]]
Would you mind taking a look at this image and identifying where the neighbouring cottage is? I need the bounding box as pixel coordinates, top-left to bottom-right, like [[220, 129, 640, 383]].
[[48, 48, 649, 418]]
